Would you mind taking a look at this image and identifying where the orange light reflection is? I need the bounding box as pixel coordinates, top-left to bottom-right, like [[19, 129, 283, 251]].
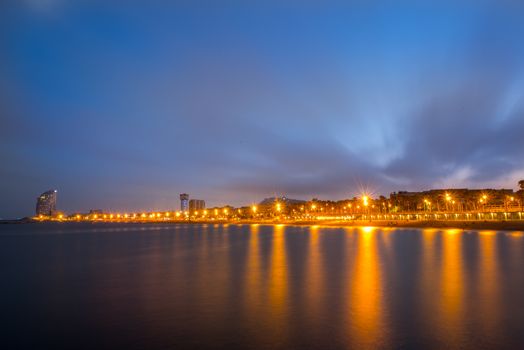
[[306, 225, 323, 323], [438, 229, 464, 345], [347, 227, 388, 348]]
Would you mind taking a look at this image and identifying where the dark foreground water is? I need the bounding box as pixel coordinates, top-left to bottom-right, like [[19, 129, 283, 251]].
[[1, 223, 524, 349]]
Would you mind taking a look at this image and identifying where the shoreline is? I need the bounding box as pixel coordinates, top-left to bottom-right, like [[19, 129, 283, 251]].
[[3, 218, 524, 231], [242, 219, 524, 231]]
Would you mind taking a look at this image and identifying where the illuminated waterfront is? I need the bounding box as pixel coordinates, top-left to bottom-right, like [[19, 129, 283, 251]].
[[31, 187, 524, 228], [2, 223, 524, 349]]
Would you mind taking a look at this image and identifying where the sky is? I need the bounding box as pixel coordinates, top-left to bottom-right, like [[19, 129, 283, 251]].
[[1, 0, 524, 218]]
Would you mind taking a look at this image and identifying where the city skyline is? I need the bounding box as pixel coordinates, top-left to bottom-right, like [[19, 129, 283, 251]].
[[28, 180, 524, 220], [4, 178, 524, 219], [2, 1, 524, 218]]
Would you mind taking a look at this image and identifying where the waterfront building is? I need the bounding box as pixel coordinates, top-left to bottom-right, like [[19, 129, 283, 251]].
[[189, 199, 205, 211], [180, 193, 189, 212], [390, 188, 515, 212], [518, 181, 524, 211], [36, 190, 57, 216]]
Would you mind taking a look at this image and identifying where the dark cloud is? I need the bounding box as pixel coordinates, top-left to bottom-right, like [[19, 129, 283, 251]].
[[383, 11, 524, 189], [385, 85, 524, 185], [1, 1, 524, 218]]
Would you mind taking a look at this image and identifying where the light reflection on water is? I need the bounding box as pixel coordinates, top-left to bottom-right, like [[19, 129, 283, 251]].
[[1, 223, 524, 349], [346, 227, 388, 348]]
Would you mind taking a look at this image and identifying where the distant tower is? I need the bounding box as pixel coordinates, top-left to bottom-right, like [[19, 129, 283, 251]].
[[180, 193, 189, 212], [36, 190, 57, 216]]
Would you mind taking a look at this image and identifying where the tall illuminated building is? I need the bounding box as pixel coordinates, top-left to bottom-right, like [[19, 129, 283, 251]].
[[36, 190, 57, 216], [180, 193, 189, 212]]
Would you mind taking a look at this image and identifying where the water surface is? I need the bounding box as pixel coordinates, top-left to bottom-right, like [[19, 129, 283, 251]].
[[1, 223, 524, 349]]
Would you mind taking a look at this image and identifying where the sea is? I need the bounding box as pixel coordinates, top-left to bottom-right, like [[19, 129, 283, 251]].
[[1, 223, 524, 349]]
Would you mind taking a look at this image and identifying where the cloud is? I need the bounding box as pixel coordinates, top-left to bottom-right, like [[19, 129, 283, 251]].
[[383, 73, 524, 190], [21, 0, 64, 14], [2, 1, 524, 217]]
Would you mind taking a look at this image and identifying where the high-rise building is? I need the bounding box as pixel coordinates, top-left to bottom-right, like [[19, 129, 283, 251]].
[[36, 190, 57, 216], [189, 199, 206, 211], [180, 193, 189, 212]]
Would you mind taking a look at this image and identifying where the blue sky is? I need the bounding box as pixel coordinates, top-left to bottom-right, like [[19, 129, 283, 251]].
[[1, 1, 524, 217]]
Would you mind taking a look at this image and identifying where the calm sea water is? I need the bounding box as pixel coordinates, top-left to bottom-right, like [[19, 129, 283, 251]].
[[1, 223, 524, 349]]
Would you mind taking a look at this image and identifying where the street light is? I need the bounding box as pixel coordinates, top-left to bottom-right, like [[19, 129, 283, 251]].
[[361, 195, 370, 216], [424, 199, 431, 212], [480, 194, 488, 212], [445, 193, 453, 211], [505, 196, 515, 211]]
